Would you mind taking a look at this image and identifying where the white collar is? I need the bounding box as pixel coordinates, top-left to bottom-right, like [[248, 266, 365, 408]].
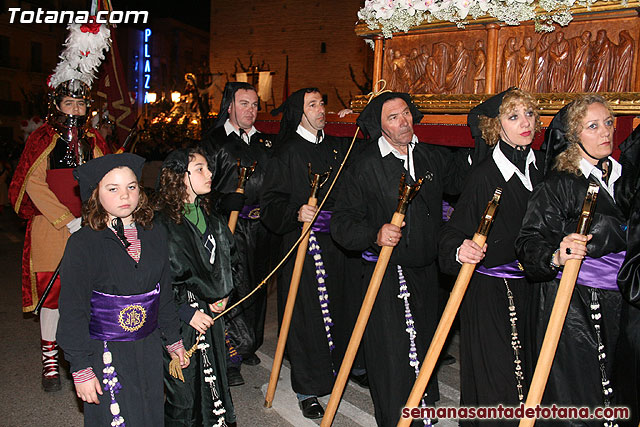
[[296, 124, 324, 144], [224, 119, 257, 143], [579, 156, 621, 198], [378, 134, 417, 179], [492, 143, 538, 191]]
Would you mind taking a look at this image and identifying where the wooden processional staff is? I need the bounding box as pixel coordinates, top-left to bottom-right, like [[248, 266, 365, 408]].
[[321, 174, 424, 427], [519, 182, 600, 427], [397, 188, 502, 427], [227, 160, 257, 234], [264, 163, 332, 408]]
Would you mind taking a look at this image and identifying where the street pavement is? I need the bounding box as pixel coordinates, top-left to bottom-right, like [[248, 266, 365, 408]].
[[0, 206, 460, 426]]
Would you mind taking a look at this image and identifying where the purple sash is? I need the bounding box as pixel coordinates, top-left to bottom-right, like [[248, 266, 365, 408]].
[[239, 204, 260, 220], [555, 251, 626, 291], [310, 210, 332, 233], [442, 200, 454, 222], [89, 283, 160, 341], [476, 260, 526, 279], [362, 250, 379, 262]]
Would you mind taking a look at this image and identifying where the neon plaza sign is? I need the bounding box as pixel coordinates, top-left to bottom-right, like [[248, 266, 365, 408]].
[[8, 8, 149, 24], [143, 29, 153, 104]]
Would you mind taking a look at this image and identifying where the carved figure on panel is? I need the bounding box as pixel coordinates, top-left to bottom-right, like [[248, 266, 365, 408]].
[[588, 30, 613, 92], [501, 37, 518, 91], [408, 48, 423, 84], [417, 45, 430, 76], [535, 33, 553, 93], [411, 56, 440, 93], [518, 37, 535, 92], [611, 30, 634, 92], [388, 48, 412, 92], [473, 40, 486, 94], [548, 31, 570, 92], [432, 42, 450, 93], [567, 31, 592, 93], [445, 41, 471, 94]]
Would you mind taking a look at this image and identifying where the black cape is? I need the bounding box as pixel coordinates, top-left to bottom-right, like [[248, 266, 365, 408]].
[[516, 170, 626, 426], [260, 132, 355, 396], [200, 125, 274, 358], [439, 147, 544, 425], [157, 208, 237, 426]]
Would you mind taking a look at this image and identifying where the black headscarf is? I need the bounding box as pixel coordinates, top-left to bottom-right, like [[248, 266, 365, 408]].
[[160, 148, 191, 177], [467, 87, 515, 165], [74, 153, 145, 202], [615, 123, 640, 215], [540, 102, 571, 175], [215, 82, 257, 128], [356, 92, 423, 141], [271, 88, 319, 145]]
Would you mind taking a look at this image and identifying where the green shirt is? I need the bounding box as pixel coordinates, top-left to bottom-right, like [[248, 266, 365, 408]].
[[184, 202, 207, 234]]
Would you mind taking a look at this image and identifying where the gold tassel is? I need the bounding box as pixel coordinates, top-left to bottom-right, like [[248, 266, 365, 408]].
[[168, 333, 202, 382]]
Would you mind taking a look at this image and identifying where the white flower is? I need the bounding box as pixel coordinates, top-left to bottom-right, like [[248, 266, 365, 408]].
[[358, 0, 600, 36], [103, 351, 112, 364]]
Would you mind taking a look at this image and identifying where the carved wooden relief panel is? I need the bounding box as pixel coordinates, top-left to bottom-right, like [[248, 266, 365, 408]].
[[383, 29, 488, 95], [379, 12, 639, 96], [496, 21, 637, 94]]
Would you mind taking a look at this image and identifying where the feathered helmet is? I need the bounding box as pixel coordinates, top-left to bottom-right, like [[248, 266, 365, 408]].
[[47, 20, 111, 116]]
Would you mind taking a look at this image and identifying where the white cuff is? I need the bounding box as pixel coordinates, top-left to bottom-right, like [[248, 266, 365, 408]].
[[66, 217, 82, 234], [455, 246, 463, 265]]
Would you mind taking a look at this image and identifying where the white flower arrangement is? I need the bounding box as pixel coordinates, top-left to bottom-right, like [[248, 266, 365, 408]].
[[358, 0, 626, 37]]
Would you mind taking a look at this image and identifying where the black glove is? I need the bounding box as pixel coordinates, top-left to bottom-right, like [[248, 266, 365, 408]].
[[220, 192, 246, 214]]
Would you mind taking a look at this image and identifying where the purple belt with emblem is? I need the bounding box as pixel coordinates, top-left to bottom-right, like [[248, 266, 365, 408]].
[[89, 283, 160, 341], [476, 260, 526, 279], [239, 204, 261, 220], [556, 251, 625, 291]]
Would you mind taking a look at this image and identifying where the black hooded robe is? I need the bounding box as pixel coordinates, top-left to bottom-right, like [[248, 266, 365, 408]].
[[158, 209, 237, 426], [57, 224, 182, 427], [616, 189, 640, 426], [200, 125, 273, 359], [516, 171, 626, 426], [439, 148, 544, 426], [331, 141, 469, 427], [260, 132, 353, 397], [614, 123, 640, 426]]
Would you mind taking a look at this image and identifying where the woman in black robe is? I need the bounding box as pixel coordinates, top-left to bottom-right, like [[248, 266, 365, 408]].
[[439, 88, 543, 425], [155, 147, 237, 427], [516, 94, 627, 426]]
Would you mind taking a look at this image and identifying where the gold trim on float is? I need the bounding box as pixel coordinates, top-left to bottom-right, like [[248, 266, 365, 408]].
[[350, 92, 640, 115]]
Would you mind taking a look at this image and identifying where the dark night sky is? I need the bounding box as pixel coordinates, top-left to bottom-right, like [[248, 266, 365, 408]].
[[111, 0, 210, 32]]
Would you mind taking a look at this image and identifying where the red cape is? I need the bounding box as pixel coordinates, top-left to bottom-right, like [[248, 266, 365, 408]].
[[9, 122, 110, 311]]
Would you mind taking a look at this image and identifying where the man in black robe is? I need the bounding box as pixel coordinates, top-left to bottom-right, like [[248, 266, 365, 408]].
[[260, 88, 355, 419], [331, 92, 470, 426], [200, 82, 273, 386]]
